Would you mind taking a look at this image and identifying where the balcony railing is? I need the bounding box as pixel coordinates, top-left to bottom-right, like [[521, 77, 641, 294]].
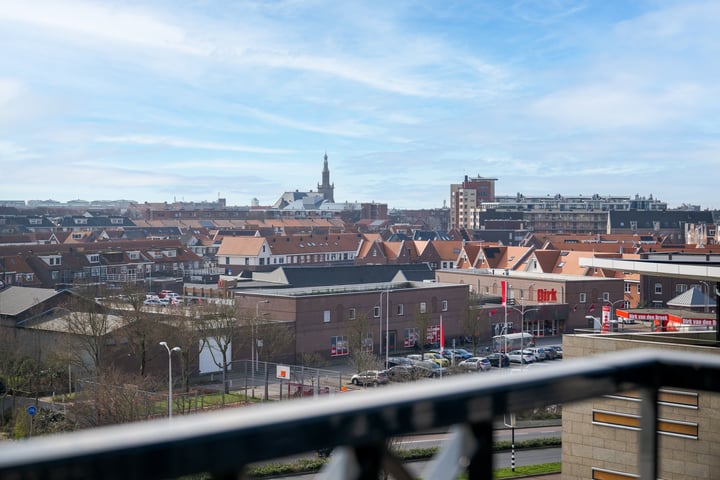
[[0, 349, 718, 480]]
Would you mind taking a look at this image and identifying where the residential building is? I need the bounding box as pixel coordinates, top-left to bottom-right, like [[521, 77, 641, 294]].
[[449, 175, 497, 230], [215, 233, 362, 273]]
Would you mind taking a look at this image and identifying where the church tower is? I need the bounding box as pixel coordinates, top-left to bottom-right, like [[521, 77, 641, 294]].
[[317, 152, 335, 203]]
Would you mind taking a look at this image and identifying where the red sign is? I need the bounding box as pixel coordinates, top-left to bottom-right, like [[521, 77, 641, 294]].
[[537, 288, 558, 302]]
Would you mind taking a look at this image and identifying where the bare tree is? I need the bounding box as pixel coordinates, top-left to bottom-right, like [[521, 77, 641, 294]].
[[344, 311, 381, 373], [461, 302, 489, 355], [119, 283, 157, 377], [412, 305, 435, 361], [172, 305, 205, 394], [254, 319, 294, 365], [195, 300, 239, 398], [70, 367, 161, 428], [62, 291, 112, 374]]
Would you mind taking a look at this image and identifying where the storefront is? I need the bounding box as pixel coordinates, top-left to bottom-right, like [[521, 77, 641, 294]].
[[616, 309, 716, 332]]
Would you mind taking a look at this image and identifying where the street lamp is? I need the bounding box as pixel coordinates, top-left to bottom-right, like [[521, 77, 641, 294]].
[[159, 341, 181, 419], [507, 305, 538, 365], [698, 281, 710, 313], [255, 300, 269, 372], [379, 289, 390, 369], [603, 297, 629, 331]]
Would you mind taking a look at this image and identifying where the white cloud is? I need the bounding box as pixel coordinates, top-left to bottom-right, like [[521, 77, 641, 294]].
[[0, 78, 24, 105], [95, 135, 294, 154], [0, 140, 37, 160], [1, 0, 211, 55]]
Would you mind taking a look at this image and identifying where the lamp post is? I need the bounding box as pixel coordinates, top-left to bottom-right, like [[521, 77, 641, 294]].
[[379, 289, 390, 368], [699, 281, 710, 313], [507, 305, 538, 365], [159, 341, 181, 420], [604, 297, 629, 331], [255, 300, 269, 372]]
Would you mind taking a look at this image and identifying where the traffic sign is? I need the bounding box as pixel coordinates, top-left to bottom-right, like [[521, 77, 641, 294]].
[[27, 405, 37, 416]]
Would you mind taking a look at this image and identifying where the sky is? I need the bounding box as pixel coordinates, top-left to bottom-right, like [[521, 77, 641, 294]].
[[1, 1, 719, 210]]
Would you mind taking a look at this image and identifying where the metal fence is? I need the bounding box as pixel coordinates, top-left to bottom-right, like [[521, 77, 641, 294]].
[[0, 349, 719, 480]]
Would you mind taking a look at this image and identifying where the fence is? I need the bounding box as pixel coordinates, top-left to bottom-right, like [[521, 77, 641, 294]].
[[2, 349, 719, 479]]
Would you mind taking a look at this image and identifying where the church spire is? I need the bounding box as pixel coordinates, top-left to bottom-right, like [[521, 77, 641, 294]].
[[317, 151, 335, 203]]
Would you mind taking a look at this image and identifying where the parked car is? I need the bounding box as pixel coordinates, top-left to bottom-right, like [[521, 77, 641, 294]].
[[486, 352, 510, 368], [350, 370, 389, 386], [424, 352, 450, 367], [458, 357, 492, 371], [413, 360, 447, 378], [407, 353, 449, 367], [525, 347, 548, 362], [543, 347, 557, 360], [387, 356, 414, 368], [451, 348, 474, 359], [432, 348, 472, 362], [386, 365, 415, 382], [545, 345, 563, 359], [508, 350, 535, 364]]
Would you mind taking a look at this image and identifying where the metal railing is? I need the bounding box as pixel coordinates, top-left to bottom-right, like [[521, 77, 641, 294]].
[[0, 349, 719, 480]]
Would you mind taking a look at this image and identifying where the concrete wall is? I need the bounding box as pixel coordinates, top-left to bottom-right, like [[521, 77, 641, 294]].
[[562, 332, 720, 480]]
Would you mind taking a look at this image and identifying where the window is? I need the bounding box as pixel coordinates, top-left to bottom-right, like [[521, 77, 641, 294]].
[[637, 284, 641, 294], [624, 283, 631, 293], [654, 283, 662, 294], [361, 333, 373, 353], [676, 284, 688, 294], [602, 292, 610, 302], [330, 336, 348, 357], [579, 293, 587, 303], [373, 306, 380, 318], [88, 254, 100, 264], [403, 328, 419, 348], [323, 310, 331, 323], [419, 302, 427, 314], [441, 300, 448, 312], [396, 304, 404, 316], [348, 308, 356, 320]]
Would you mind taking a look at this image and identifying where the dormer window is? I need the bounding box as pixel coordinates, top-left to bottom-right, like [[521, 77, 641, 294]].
[[88, 254, 100, 264], [41, 255, 62, 266], [110, 217, 123, 224], [74, 218, 88, 225]]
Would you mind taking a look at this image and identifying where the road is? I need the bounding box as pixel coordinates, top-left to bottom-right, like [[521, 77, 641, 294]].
[[266, 447, 561, 479], [251, 426, 561, 478], [396, 425, 561, 449]]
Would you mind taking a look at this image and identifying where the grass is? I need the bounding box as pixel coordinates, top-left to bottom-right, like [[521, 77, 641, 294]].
[[242, 439, 562, 478], [494, 462, 561, 478]]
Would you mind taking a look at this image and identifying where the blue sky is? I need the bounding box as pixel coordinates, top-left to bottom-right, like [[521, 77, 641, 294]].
[[1, 1, 718, 210]]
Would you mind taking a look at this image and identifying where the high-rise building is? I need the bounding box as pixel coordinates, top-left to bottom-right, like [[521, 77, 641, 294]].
[[449, 175, 497, 230]]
